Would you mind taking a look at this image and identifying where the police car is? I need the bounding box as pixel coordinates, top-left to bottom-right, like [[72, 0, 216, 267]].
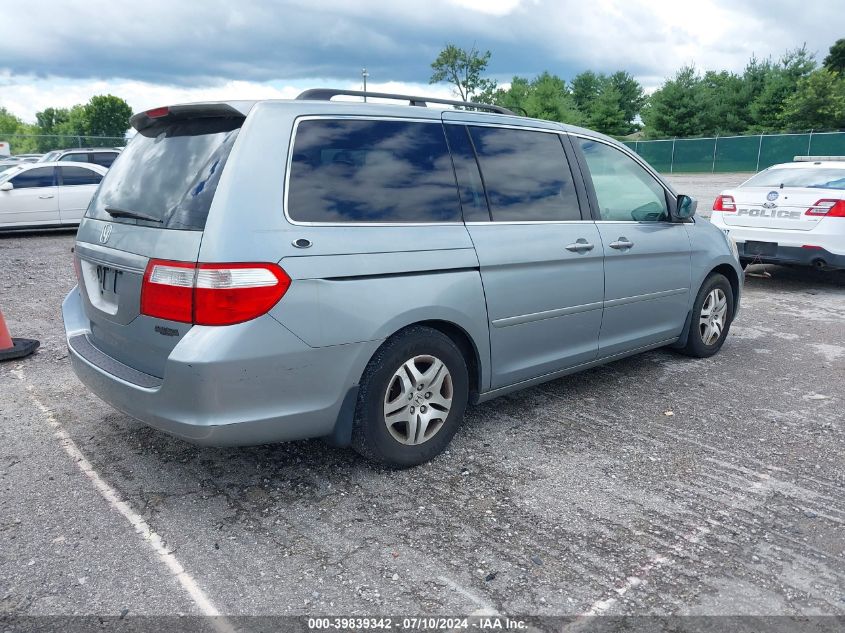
[[710, 157, 845, 270]]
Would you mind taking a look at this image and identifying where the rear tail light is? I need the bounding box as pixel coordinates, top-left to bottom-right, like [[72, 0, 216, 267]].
[[713, 195, 736, 212], [141, 260, 291, 325], [805, 199, 845, 217]]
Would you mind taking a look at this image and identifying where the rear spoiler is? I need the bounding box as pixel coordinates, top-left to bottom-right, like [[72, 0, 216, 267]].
[[793, 156, 845, 162], [130, 102, 255, 132]]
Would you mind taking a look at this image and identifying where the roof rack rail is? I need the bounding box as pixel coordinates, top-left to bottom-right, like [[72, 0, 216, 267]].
[[295, 88, 517, 116]]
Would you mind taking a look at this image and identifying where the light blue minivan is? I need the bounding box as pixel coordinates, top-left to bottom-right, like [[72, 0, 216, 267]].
[[63, 89, 742, 467]]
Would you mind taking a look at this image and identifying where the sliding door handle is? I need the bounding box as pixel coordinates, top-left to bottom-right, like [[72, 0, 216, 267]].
[[565, 239, 595, 253], [609, 237, 634, 250]]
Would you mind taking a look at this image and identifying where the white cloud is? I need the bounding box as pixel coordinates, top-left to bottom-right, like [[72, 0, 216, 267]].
[[0, 75, 459, 122]]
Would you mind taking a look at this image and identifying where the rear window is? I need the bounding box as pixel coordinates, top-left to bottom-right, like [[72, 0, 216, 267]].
[[743, 167, 845, 191], [286, 119, 460, 223], [86, 118, 241, 230]]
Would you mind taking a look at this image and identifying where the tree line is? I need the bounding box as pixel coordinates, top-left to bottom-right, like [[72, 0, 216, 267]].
[[0, 95, 132, 153], [431, 40, 845, 138]]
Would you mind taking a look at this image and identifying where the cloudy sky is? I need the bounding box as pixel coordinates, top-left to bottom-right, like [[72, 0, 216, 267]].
[[0, 0, 838, 122]]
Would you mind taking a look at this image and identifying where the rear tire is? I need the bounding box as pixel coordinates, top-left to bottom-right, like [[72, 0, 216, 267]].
[[679, 273, 734, 358], [352, 326, 469, 468]]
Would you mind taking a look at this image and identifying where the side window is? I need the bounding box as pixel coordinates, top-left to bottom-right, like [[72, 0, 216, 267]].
[[92, 152, 117, 167], [468, 126, 581, 222], [60, 166, 103, 186], [443, 124, 489, 222], [287, 119, 460, 223], [579, 139, 669, 222], [60, 153, 88, 163], [10, 167, 55, 189]]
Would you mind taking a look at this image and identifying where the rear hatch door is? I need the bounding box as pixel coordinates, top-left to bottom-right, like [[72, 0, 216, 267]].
[[73, 104, 247, 378], [724, 165, 845, 231], [724, 187, 829, 231]]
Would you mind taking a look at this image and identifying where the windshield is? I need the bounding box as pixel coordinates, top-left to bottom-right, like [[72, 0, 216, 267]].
[[39, 151, 61, 162], [86, 117, 242, 230], [743, 167, 845, 191]]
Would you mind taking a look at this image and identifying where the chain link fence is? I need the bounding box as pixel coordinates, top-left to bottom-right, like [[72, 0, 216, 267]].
[[623, 131, 845, 174], [0, 134, 128, 155]]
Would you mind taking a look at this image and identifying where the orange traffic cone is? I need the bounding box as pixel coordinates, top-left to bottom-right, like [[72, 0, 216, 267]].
[[0, 308, 39, 362]]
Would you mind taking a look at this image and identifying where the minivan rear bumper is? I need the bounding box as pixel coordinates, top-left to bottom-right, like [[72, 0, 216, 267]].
[[63, 287, 377, 446]]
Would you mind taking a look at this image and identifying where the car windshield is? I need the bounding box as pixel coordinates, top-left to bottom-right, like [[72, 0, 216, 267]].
[[743, 167, 845, 190], [39, 151, 60, 162]]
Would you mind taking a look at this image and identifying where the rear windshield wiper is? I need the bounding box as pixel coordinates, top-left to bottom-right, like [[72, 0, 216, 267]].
[[104, 205, 163, 223]]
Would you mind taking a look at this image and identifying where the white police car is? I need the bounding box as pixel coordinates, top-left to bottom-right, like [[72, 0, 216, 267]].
[[710, 157, 845, 270]]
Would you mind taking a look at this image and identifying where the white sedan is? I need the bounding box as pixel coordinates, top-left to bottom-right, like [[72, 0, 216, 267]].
[[710, 158, 845, 270], [0, 161, 107, 229]]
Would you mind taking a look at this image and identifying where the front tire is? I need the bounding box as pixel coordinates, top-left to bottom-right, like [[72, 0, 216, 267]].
[[679, 273, 734, 358], [352, 326, 469, 468]]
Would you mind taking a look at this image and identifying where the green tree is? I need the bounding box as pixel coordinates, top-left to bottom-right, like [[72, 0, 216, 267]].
[[780, 68, 845, 130], [489, 72, 582, 124], [641, 66, 704, 137], [824, 38, 845, 74], [570, 70, 644, 134], [607, 71, 645, 131], [430, 44, 496, 102], [698, 70, 748, 134], [570, 70, 604, 111], [749, 45, 816, 131], [587, 84, 627, 135], [0, 107, 39, 153], [83, 94, 132, 139]]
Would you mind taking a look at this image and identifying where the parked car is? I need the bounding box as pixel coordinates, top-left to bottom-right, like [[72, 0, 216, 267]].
[[0, 162, 107, 229], [710, 158, 845, 270], [63, 90, 742, 467], [38, 148, 122, 168]]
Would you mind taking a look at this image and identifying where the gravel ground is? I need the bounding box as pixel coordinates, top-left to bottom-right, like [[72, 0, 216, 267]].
[[0, 226, 843, 626]]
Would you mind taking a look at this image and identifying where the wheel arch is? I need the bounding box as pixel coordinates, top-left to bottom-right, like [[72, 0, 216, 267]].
[[710, 263, 741, 317]]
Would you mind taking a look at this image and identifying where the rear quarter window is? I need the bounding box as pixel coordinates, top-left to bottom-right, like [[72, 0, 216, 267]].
[[286, 118, 460, 223]]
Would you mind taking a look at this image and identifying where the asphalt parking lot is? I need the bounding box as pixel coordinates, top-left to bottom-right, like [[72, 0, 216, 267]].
[[1, 222, 843, 625]]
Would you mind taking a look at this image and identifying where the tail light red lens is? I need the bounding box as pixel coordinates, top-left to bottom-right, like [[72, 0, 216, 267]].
[[805, 199, 845, 217], [141, 260, 291, 325], [713, 195, 736, 212]]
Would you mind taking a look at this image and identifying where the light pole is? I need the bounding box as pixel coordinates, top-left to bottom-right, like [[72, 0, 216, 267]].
[[362, 68, 369, 102]]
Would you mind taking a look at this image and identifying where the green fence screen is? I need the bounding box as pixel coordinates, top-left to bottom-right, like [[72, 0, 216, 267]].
[[627, 131, 845, 174]]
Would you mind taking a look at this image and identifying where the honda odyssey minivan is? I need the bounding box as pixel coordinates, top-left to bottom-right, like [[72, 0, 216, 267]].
[[63, 89, 742, 467]]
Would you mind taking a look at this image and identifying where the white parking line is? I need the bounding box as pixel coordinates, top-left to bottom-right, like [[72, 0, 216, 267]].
[[13, 370, 233, 632]]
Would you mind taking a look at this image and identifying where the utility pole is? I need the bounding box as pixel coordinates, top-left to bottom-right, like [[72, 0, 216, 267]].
[[362, 68, 369, 102]]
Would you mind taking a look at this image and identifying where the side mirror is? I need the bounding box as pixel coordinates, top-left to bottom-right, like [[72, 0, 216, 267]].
[[0, 182, 13, 192], [674, 194, 697, 220]]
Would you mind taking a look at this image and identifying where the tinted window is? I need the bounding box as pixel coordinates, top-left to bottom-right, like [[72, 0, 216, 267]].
[[468, 126, 581, 222], [443, 124, 489, 222], [579, 139, 668, 222], [743, 167, 845, 190], [60, 153, 89, 163], [91, 152, 118, 168], [87, 118, 241, 230], [61, 166, 102, 186], [287, 119, 460, 223], [10, 167, 55, 189]]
